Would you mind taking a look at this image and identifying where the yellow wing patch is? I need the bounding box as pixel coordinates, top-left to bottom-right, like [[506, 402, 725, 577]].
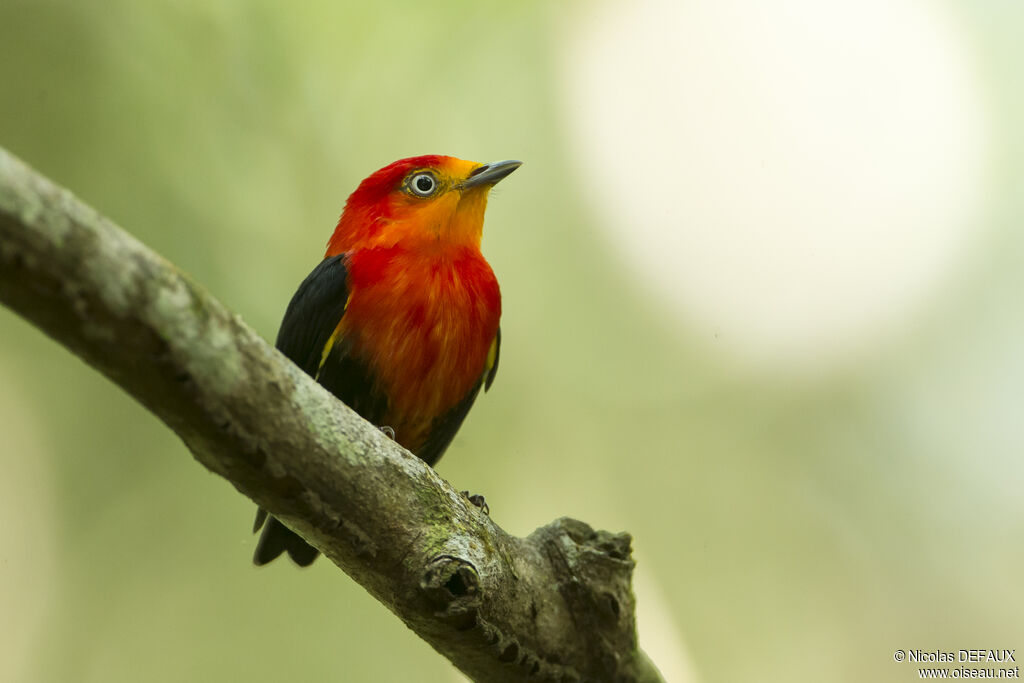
[[483, 329, 500, 391], [485, 336, 497, 374], [315, 327, 340, 380], [315, 292, 351, 380]]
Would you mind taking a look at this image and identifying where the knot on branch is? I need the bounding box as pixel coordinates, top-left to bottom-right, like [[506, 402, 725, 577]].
[[421, 555, 481, 630], [531, 518, 640, 681], [557, 517, 634, 563]]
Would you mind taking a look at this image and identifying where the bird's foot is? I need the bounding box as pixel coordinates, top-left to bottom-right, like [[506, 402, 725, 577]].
[[379, 425, 395, 439], [460, 491, 490, 516]]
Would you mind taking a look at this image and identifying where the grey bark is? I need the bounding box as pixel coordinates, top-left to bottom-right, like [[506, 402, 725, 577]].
[[0, 146, 665, 683]]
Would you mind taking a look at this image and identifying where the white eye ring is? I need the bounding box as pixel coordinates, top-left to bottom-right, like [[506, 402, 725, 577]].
[[409, 172, 438, 197]]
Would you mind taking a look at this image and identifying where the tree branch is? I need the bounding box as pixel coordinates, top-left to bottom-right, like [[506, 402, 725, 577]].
[[0, 146, 664, 683]]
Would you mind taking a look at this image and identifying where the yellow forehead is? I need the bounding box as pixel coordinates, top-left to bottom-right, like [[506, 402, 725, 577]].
[[434, 157, 483, 180]]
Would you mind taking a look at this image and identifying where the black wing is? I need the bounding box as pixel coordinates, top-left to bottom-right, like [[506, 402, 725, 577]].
[[274, 254, 350, 375], [254, 254, 351, 567], [274, 254, 389, 423]]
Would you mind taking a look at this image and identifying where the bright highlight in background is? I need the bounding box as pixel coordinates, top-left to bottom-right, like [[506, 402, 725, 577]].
[[560, 0, 990, 372]]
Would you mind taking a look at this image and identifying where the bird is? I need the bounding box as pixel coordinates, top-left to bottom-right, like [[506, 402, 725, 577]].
[[252, 155, 520, 566]]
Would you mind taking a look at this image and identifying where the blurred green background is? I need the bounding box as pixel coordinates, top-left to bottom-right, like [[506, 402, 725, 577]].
[[1, 1, 1022, 681]]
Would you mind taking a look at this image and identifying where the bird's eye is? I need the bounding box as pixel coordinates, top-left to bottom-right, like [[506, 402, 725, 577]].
[[407, 172, 439, 197]]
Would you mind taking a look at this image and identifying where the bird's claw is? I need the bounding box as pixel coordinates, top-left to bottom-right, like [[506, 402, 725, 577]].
[[460, 490, 490, 516], [379, 425, 395, 439]]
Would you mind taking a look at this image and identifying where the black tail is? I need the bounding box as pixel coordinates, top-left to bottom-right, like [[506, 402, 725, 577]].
[[252, 509, 320, 567]]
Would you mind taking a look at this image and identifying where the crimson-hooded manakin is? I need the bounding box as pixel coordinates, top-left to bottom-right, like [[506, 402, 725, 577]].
[[253, 155, 520, 566]]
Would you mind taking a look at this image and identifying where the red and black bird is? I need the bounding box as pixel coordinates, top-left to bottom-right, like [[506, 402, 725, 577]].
[[253, 155, 520, 566]]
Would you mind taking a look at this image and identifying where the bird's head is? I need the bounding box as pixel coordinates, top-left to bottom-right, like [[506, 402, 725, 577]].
[[326, 155, 521, 255]]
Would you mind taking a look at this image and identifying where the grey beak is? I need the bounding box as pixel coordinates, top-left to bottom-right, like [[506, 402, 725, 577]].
[[459, 160, 522, 189]]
